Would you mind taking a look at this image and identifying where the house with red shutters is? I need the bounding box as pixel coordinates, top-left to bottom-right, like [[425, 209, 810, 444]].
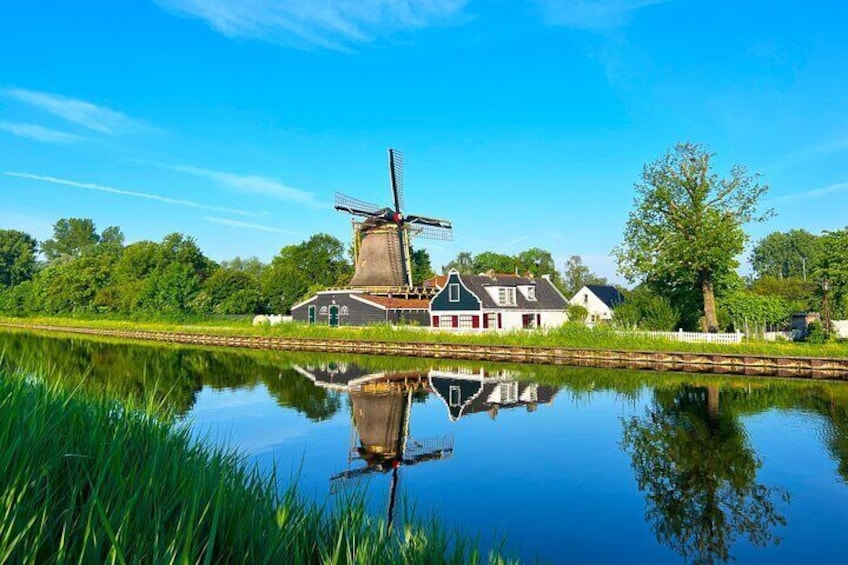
[[427, 270, 569, 331]]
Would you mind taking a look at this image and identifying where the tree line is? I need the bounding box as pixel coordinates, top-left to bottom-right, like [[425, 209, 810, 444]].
[[1, 144, 846, 330]]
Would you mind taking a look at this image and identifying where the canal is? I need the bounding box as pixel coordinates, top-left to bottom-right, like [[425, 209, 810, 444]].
[[2, 329, 848, 563]]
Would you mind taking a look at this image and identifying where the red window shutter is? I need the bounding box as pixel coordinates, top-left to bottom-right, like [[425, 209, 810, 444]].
[[537, 313, 541, 327], [472, 315, 480, 329], [482, 314, 489, 329], [433, 316, 440, 328], [452, 316, 458, 328], [497, 313, 502, 329]]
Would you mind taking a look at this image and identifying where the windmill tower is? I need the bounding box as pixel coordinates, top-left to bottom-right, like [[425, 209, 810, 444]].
[[335, 149, 453, 289]]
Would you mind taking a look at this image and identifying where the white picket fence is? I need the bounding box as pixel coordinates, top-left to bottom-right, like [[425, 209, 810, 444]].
[[617, 329, 744, 344]]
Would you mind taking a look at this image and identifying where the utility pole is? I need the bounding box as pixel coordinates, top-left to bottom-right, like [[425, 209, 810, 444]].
[[822, 279, 831, 338]]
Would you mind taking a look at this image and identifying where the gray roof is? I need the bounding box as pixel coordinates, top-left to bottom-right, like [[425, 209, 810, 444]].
[[459, 273, 568, 310], [586, 285, 625, 309]]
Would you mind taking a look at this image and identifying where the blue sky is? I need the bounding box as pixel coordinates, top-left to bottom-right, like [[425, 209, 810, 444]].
[[2, 0, 846, 281]]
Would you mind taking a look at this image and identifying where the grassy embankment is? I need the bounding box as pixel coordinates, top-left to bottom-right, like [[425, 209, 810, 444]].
[[3, 315, 848, 358], [0, 366, 512, 564]]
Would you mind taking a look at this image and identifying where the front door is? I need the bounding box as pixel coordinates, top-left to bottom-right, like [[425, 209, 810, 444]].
[[308, 305, 316, 324], [329, 305, 340, 327]]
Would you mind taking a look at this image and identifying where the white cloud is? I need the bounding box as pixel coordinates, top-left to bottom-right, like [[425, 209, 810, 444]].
[[770, 182, 848, 203], [1, 88, 145, 135], [0, 121, 85, 144], [3, 172, 260, 217], [154, 0, 469, 49], [537, 0, 668, 30], [167, 164, 322, 208], [204, 216, 301, 234]]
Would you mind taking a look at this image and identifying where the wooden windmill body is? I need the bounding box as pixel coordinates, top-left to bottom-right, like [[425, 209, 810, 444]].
[[336, 149, 453, 291]]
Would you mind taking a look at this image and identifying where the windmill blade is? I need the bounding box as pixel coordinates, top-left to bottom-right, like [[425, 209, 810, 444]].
[[405, 214, 452, 229], [408, 224, 453, 241], [388, 149, 405, 214], [335, 192, 384, 217]]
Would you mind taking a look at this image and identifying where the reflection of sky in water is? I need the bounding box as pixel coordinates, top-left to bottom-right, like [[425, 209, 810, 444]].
[[184, 380, 848, 564], [4, 330, 848, 564]]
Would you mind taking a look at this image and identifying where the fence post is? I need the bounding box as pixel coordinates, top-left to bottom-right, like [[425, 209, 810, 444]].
[[678, 328, 684, 342]]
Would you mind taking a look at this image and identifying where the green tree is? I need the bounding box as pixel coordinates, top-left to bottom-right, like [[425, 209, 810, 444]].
[[41, 218, 100, 261], [562, 255, 608, 297], [0, 229, 38, 288], [197, 267, 263, 314], [472, 251, 515, 274], [443, 251, 474, 274], [750, 275, 819, 314], [613, 287, 680, 331], [262, 234, 351, 314], [615, 142, 771, 332], [410, 248, 435, 286], [750, 229, 822, 280], [817, 227, 848, 319], [622, 385, 788, 564], [516, 247, 561, 285]]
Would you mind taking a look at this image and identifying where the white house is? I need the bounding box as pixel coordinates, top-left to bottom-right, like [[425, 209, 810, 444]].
[[570, 285, 625, 325], [428, 270, 569, 331]]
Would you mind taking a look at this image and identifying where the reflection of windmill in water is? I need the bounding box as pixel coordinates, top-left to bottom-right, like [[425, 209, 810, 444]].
[[335, 149, 453, 289], [292, 364, 454, 529]]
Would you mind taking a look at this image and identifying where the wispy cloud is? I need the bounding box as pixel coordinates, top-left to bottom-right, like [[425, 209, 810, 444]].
[[204, 216, 301, 234], [0, 121, 85, 144], [770, 182, 848, 203], [1, 88, 145, 135], [165, 164, 322, 208], [537, 0, 669, 30], [505, 235, 531, 247], [155, 0, 470, 50], [3, 172, 259, 217]]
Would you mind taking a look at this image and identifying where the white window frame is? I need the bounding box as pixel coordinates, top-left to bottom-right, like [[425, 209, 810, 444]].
[[497, 287, 516, 306], [448, 283, 460, 303], [500, 382, 519, 404], [458, 315, 474, 329], [526, 286, 536, 301], [449, 385, 461, 406]]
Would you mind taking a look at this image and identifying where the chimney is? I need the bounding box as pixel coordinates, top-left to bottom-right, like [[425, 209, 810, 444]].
[[541, 274, 551, 281]]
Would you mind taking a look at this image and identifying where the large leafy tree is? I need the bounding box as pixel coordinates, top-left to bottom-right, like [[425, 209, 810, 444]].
[[41, 218, 101, 261], [817, 227, 848, 319], [750, 229, 822, 280], [615, 143, 771, 331], [562, 255, 608, 297], [0, 229, 38, 288], [410, 248, 435, 286], [443, 251, 474, 274]]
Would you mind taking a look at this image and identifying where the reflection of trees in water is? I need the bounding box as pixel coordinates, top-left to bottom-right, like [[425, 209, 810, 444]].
[[0, 331, 341, 421], [622, 385, 789, 564]]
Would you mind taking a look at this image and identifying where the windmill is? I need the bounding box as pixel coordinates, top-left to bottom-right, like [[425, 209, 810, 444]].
[[335, 149, 453, 288]]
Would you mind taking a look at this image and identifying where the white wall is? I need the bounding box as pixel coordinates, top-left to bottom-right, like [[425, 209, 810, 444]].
[[570, 286, 613, 324]]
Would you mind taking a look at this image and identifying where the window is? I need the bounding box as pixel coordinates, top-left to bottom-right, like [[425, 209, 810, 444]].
[[449, 385, 461, 406], [526, 286, 536, 301], [448, 283, 460, 302], [319, 306, 328, 315], [486, 313, 497, 329], [340, 306, 349, 316], [458, 315, 474, 329], [497, 287, 516, 306], [500, 382, 518, 403]]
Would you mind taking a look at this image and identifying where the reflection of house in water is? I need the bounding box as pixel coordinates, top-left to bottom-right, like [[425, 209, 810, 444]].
[[429, 367, 558, 421]]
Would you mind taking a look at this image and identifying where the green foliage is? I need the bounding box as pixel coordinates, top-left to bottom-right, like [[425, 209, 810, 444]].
[[562, 255, 608, 297], [197, 267, 263, 315], [442, 248, 563, 285], [751, 229, 822, 280], [565, 303, 588, 324], [613, 287, 680, 330], [750, 275, 819, 313], [804, 321, 830, 344], [0, 229, 38, 288], [721, 291, 792, 333], [411, 248, 435, 285], [615, 142, 771, 331], [262, 233, 352, 314], [40, 217, 101, 261], [817, 227, 848, 319], [443, 251, 474, 274]]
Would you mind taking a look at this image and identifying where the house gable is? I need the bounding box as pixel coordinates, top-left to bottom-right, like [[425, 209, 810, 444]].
[[430, 270, 482, 312]]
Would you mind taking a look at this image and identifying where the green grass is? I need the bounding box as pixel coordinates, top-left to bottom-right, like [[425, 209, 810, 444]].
[[3, 314, 848, 359], [0, 367, 514, 564]]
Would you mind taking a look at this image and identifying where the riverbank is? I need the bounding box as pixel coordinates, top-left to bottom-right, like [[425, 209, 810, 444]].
[[3, 317, 848, 378], [0, 367, 510, 564]]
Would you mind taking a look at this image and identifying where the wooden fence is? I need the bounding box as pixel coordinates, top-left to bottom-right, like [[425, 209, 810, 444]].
[[3, 322, 848, 380]]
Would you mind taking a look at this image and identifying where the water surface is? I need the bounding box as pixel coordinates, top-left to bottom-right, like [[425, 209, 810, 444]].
[[3, 329, 848, 564]]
